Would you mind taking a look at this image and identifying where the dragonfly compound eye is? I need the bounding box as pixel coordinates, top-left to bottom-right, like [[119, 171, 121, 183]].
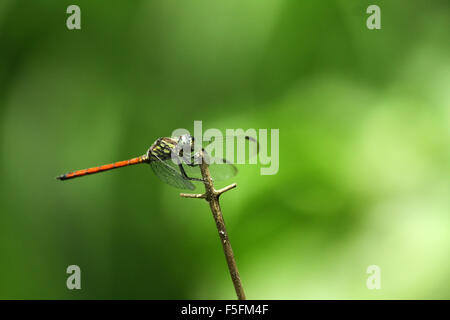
[[178, 134, 192, 149]]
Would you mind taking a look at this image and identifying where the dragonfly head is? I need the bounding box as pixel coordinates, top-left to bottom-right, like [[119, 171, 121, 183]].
[[178, 134, 194, 148], [176, 134, 195, 156]]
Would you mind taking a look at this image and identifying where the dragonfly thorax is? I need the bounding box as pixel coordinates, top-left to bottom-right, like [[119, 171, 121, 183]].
[[147, 135, 196, 163]]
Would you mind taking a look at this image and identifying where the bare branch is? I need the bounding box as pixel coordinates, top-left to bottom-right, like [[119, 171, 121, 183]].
[[180, 153, 246, 300]]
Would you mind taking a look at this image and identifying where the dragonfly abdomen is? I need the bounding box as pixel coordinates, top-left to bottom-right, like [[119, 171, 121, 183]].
[[57, 155, 148, 180]]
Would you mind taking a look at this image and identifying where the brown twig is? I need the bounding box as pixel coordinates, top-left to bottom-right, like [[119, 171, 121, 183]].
[[180, 153, 246, 300]]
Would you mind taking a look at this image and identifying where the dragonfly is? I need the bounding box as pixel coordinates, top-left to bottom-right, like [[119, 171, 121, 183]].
[[57, 134, 257, 190]]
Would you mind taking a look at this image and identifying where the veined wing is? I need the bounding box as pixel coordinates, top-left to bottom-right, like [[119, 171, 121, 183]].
[[209, 158, 238, 181], [197, 135, 259, 163], [149, 155, 195, 190], [182, 157, 238, 182]]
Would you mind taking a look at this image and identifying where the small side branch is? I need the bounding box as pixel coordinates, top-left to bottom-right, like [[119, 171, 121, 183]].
[[180, 183, 237, 199], [216, 183, 237, 196], [180, 192, 206, 199], [180, 156, 246, 300]]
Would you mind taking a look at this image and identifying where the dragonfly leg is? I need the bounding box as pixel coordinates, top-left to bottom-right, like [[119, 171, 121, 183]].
[[185, 161, 197, 168], [178, 164, 203, 182], [185, 151, 206, 167]]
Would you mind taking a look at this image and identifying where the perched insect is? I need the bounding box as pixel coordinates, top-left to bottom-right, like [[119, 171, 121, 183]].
[[57, 134, 257, 190]]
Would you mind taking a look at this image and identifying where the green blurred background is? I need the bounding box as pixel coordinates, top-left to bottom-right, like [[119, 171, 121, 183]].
[[0, 0, 449, 299]]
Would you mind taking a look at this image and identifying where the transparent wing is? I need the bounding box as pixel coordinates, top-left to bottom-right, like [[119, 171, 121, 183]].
[[182, 157, 237, 182], [208, 158, 238, 181], [198, 135, 259, 163], [149, 158, 195, 190]]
